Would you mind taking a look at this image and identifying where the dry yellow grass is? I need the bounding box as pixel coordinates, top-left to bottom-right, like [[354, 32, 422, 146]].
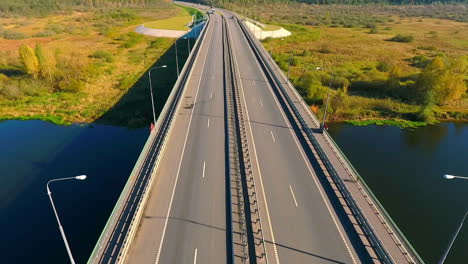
[[0, 7, 182, 124]]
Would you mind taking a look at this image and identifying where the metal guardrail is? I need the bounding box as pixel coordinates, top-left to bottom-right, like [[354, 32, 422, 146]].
[[234, 14, 399, 264], [224, 14, 268, 263], [222, 15, 244, 264], [87, 15, 210, 264]]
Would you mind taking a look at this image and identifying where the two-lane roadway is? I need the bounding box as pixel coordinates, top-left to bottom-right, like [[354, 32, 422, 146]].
[[124, 13, 227, 264]]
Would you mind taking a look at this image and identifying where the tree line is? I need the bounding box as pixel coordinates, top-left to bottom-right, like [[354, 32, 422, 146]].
[[0, 0, 171, 15]]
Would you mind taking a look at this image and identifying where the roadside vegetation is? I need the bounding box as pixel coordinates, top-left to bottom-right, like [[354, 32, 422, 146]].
[[0, 3, 200, 127], [227, 2, 468, 126], [143, 6, 199, 31]]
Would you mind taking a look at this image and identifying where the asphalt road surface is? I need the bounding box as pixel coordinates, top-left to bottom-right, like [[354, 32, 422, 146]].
[[223, 13, 362, 264], [124, 13, 227, 264], [124, 10, 367, 264]]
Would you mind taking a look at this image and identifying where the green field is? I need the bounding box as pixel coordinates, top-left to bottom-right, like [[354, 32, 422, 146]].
[[263, 24, 281, 31], [144, 7, 192, 31]]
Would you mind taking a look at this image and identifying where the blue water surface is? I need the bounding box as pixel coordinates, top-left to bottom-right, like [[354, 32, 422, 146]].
[[0, 120, 148, 263]]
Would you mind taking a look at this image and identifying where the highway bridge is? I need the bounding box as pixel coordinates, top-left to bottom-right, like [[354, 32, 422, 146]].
[[88, 3, 424, 264]]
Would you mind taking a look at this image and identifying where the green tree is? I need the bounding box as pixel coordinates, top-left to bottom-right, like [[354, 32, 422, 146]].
[[331, 89, 348, 115], [34, 44, 54, 82], [417, 56, 467, 105], [295, 72, 327, 101], [19, 44, 39, 78]]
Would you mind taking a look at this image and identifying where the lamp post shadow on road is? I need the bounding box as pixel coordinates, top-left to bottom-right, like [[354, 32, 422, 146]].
[[148, 65, 168, 127], [46, 175, 87, 264], [439, 174, 468, 264]]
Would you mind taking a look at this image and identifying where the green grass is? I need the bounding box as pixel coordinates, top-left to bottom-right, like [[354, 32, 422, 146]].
[[256, 7, 468, 124], [143, 7, 192, 31], [346, 119, 429, 128], [0, 114, 71, 125], [0, 6, 182, 127], [263, 24, 281, 31]]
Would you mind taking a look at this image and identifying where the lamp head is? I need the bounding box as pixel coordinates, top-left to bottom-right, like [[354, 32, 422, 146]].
[[444, 174, 455, 180], [162, 65, 167, 68], [76, 175, 87, 180]]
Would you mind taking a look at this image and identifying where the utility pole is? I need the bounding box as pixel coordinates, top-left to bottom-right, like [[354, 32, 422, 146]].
[[321, 74, 333, 132]]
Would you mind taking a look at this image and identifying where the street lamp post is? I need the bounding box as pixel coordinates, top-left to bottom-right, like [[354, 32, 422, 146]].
[[316, 67, 333, 132], [148, 65, 167, 126], [46, 175, 87, 264], [439, 174, 468, 264]]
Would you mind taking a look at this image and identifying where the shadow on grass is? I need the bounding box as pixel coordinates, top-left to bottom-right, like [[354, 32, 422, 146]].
[[95, 35, 195, 128], [0, 68, 23, 77]]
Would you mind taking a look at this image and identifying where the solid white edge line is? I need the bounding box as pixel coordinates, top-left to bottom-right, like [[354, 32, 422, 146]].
[[193, 248, 198, 264], [154, 18, 213, 264], [289, 185, 298, 208], [270, 130, 276, 143], [229, 22, 279, 264], [202, 161, 206, 179], [242, 28, 358, 264]]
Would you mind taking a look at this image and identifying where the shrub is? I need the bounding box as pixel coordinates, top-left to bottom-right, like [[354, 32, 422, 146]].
[[301, 50, 311, 57], [122, 32, 144, 48], [45, 24, 64, 34], [34, 30, 56, 38], [0, 83, 21, 100], [369, 26, 379, 34], [19, 44, 39, 78], [55, 54, 86, 93], [35, 44, 55, 81], [409, 55, 431, 68], [290, 56, 299, 66], [389, 34, 414, 43], [119, 74, 138, 90], [377, 61, 392, 72], [416, 105, 435, 122], [318, 45, 332, 54], [90, 50, 114, 63], [0, 73, 8, 83], [3, 30, 27, 39]]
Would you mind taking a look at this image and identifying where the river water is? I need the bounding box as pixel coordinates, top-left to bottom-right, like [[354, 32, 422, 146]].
[[328, 122, 468, 264], [0, 120, 148, 263], [1, 119, 467, 263]]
